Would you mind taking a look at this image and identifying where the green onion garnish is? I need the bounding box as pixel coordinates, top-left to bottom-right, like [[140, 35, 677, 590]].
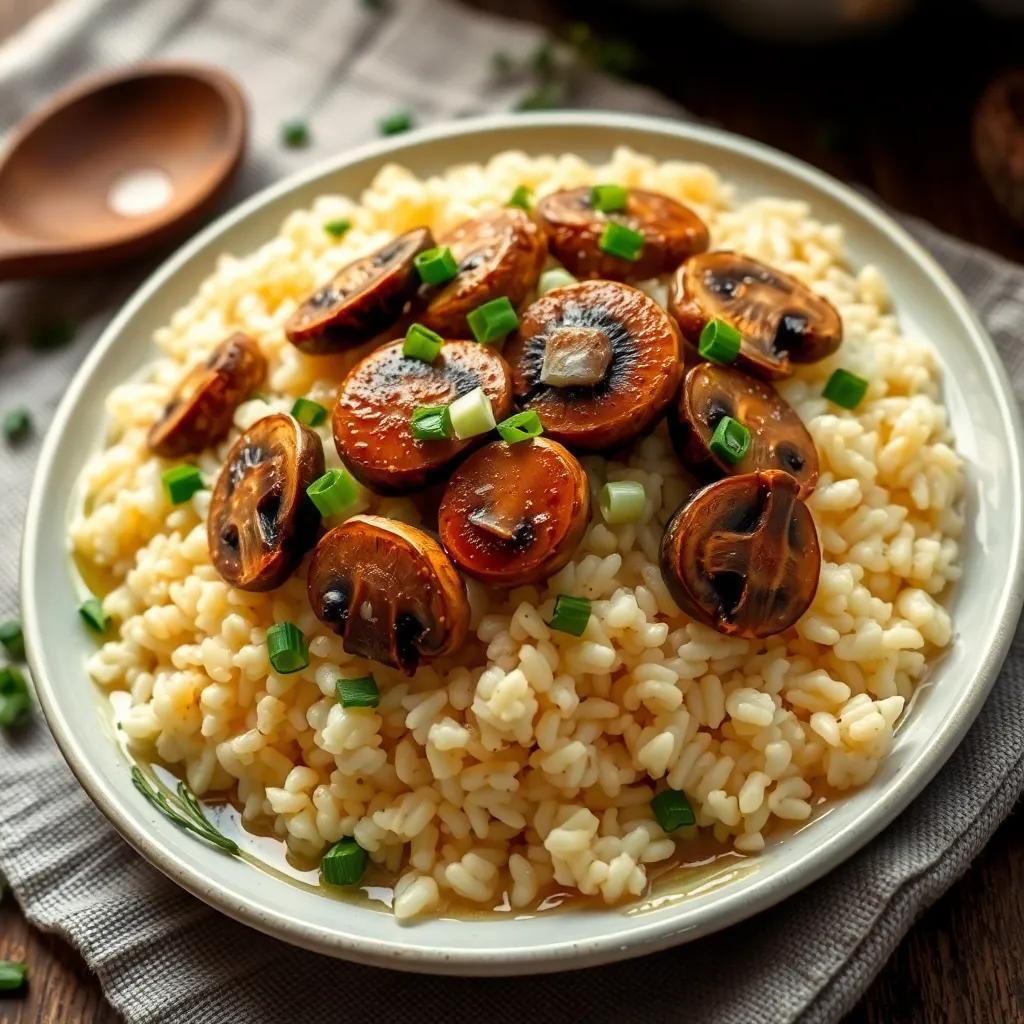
[[823, 368, 869, 409], [323, 218, 352, 239], [590, 183, 628, 213], [449, 387, 496, 440], [379, 110, 414, 135], [467, 296, 519, 344], [402, 323, 444, 363], [321, 836, 369, 886], [597, 221, 644, 262], [29, 318, 75, 350], [307, 468, 359, 518], [161, 464, 204, 505], [291, 397, 328, 427], [507, 184, 533, 210], [0, 960, 28, 993], [538, 267, 577, 295], [0, 620, 25, 661], [709, 415, 751, 465], [266, 622, 309, 674], [600, 480, 646, 525], [410, 405, 453, 442], [131, 765, 238, 854], [414, 246, 459, 286], [651, 788, 696, 831], [497, 410, 543, 444], [698, 319, 742, 365], [0, 666, 31, 728], [79, 597, 109, 634], [3, 407, 30, 443], [281, 119, 310, 148], [337, 675, 380, 709], [548, 594, 591, 637]]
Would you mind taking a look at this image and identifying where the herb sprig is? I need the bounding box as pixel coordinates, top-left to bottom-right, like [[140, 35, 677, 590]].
[[131, 766, 238, 855]]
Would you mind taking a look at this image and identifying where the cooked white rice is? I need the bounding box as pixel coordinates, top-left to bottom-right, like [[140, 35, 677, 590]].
[[71, 147, 963, 920]]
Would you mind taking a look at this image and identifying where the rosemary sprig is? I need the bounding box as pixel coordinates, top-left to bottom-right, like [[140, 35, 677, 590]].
[[131, 766, 238, 855]]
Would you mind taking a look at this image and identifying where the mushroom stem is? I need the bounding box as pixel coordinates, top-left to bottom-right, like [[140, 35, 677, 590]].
[[540, 325, 614, 387]]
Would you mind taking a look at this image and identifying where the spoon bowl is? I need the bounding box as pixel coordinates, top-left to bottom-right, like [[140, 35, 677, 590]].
[[0, 64, 246, 278]]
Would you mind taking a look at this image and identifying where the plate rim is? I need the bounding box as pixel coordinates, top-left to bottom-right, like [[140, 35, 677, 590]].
[[20, 110, 1024, 975]]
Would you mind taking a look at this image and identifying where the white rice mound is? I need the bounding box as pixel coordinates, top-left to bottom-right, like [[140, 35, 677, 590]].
[[72, 148, 963, 920]]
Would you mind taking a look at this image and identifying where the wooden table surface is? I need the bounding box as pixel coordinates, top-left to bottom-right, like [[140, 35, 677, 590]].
[[3, 1, 1024, 1022]]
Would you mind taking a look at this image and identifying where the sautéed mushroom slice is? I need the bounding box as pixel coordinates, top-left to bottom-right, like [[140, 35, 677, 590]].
[[307, 515, 469, 674], [660, 470, 820, 639]]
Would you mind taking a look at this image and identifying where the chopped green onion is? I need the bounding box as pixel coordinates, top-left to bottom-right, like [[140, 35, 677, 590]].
[[496, 410, 543, 444], [161, 464, 204, 505], [413, 246, 458, 286], [600, 480, 646, 525], [597, 221, 644, 262], [321, 836, 369, 886], [467, 296, 519, 344], [29, 318, 75, 350], [379, 110, 414, 135], [0, 620, 25, 661], [402, 323, 444, 363], [307, 468, 359, 518], [337, 675, 380, 709], [3, 407, 30, 443], [590, 183, 628, 213], [266, 622, 308, 674], [291, 397, 328, 427], [281, 118, 310, 148], [79, 597, 109, 634], [449, 387, 496, 440], [651, 788, 696, 831], [410, 405, 453, 441], [823, 368, 869, 409], [0, 960, 28, 993], [491, 50, 516, 76], [709, 415, 751, 465], [0, 666, 31, 729], [548, 594, 591, 636], [538, 267, 577, 295], [324, 218, 352, 239], [698, 319, 742, 365], [507, 185, 533, 210]]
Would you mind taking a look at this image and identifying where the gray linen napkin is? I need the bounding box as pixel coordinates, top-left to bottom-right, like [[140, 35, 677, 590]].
[[1, 2, 1022, 1022]]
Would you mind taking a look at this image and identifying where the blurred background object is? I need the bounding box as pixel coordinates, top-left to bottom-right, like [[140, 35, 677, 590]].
[[973, 70, 1024, 225]]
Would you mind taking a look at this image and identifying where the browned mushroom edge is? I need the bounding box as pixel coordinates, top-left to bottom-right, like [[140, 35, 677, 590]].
[[438, 437, 590, 587], [285, 227, 435, 354], [332, 338, 513, 495], [307, 514, 469, 673], [668, 251, 843, 380], [536, 186, 709, 282], [148, 332, 266, 458], [420, 208, 547, 336], [660, 470, 820, 639], [208, 413, 325, 591], [504, 280, 682, 450], [670, 363, 820, 499]]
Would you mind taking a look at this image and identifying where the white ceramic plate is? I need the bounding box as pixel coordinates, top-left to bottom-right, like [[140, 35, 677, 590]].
[[21, 113, 1024, 976]]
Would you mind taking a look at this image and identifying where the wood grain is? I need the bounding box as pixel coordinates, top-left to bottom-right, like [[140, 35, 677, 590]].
[[2, 1, 1024, 1022]]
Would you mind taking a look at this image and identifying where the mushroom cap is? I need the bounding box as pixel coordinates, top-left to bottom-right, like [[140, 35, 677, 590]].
[[208, 413, 325, 591], [668, 251, 843, 380], [307, 514, 469, 674], [504, 280, 682, 450], [438, 437, 590, 587], [285, 227, 435, 354], [421, 208, 547, 336], [660, 470, 820, 639], [670, 363, 819, 499], [148, 332, 267, 458], [536, 186, 709, 282], [332, 338, 513, 494]]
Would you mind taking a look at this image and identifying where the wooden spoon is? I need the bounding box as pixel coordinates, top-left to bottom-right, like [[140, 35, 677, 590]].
[[0, 63, 247, 278]]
